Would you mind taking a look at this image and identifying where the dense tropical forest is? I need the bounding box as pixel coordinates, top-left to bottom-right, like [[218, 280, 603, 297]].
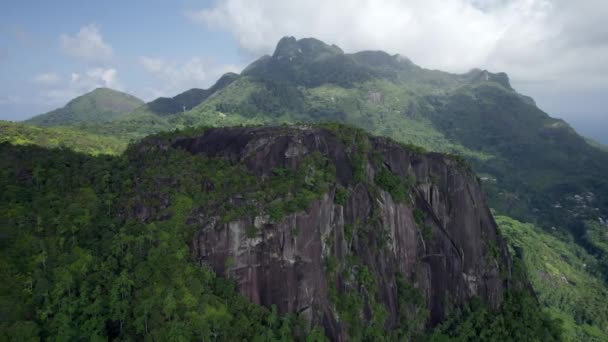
[[0, 126, 562, 340]]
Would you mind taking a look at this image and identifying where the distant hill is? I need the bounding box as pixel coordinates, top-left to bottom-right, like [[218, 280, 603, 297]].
[[25, 88, 144, 127], [57, 72, 242, 141], [0, 120, 125, 155]]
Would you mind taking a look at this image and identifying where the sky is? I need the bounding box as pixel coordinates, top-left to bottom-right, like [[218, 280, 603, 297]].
[[1, 0, 607, 143]]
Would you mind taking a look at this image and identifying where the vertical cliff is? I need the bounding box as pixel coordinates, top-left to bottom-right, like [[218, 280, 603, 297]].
[[164, 125, 511, 340]]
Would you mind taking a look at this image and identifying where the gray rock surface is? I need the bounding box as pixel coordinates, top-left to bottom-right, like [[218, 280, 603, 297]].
[[172, 125, 511, 340]]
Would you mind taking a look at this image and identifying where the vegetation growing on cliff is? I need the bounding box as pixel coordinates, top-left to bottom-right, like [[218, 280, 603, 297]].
[[374, 168, 410, 203], [0, 142, 333, 340]]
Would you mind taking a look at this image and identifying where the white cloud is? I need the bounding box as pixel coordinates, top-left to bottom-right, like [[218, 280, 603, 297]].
[[139, 57, 165, 73], [36, 67, 124, 106], [186, 0, 608, 90], [32, 72, 61, 85], [85, 67, 123, 89], [60, 24, 113, 63], [138, 56, 241, 99]]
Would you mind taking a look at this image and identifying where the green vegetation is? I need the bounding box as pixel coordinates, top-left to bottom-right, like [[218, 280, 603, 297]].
[[26, 88, 144, 127], [303, 80, 493, 160], [0, 120, 126, 155], [425, 84, 608, 238], [396, 273, 429, 340], [264, 152, 335, 222], [496, 215, 608, 341], [325, 255, 395, 340], [0, 121, 578, 340], [374, 167, 410, 202], [430, 238, 563, 341], [583, 220, 608, 266], [430, 288, 562, 341], [334, 186, 350, 205], [0, 139, 333, 340], [318, 123, 371, 183]]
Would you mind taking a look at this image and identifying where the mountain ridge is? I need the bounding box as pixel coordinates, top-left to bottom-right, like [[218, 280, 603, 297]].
[[139, 72, 240, 116], [19, 37, 608, 241]]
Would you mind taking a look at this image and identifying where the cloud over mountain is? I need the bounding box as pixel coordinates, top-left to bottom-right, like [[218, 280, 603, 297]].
[[60, 24, 114, 64], [32, 72, 61, 85], [138, 56, 241, 100], [188, 0, 608, 88]]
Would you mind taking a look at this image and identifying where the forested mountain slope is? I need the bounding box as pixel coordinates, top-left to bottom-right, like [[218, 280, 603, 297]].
[[497, 215, 608, 341], [0, 125, 560, 340]]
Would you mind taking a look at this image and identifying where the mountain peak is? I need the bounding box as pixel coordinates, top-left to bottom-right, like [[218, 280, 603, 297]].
[[89, 87, 126, 95], [92, 86, 113, 92], [272, 36, 343, 60], [25, 87, 144, 127], [464, 69, 512, 90]]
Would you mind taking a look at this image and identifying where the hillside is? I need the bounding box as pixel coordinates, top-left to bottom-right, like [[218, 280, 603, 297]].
[[25, 88, 144, 127], [0, 124, 560, 340], [586, 137, 608, 152], [497, 215, 608, 341], [0, 120, 125, 155]]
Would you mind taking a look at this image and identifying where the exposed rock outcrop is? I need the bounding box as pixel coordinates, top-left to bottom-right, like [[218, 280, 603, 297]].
[[171, 125, 511, 340]]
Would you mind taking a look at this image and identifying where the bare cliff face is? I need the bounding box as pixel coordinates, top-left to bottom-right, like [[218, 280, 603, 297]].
[[168, 125, 511, 340]]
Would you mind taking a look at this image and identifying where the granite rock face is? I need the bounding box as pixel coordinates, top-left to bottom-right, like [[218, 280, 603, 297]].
[[172, 126, 511, 340]]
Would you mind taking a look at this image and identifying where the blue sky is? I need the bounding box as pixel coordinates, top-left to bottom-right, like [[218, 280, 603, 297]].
[[1, 0, 607, 143], [0, 0, 251, 118]]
